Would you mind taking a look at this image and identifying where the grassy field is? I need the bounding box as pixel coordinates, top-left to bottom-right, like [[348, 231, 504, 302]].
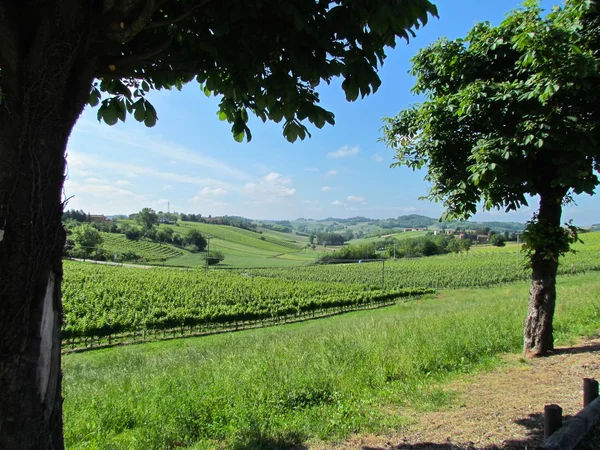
[[100, 232, 184, 262], [63, 272, 600, 449], [349, 230, 429, 245]]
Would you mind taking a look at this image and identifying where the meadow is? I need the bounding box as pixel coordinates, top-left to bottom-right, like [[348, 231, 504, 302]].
[[63, 273, 600, 449]]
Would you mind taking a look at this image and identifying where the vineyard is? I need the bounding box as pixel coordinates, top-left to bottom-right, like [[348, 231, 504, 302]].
[[62, 232, 600, 348], [62, 261, 431, 346], [100, 233, 184, 261], [243, 232, 600, 289]]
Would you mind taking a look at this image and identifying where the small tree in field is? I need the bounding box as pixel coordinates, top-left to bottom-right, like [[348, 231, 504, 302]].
[[382, 0, 600, 357], [71, 224, 103, 256], [137, 207, 159, 230]]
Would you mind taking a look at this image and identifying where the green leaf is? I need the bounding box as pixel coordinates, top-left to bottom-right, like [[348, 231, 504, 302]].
[[89, 88, 101, 107], [101, 103, 118, 126], [217, 111, 228, 121], [133, 102, 146, 122], [233, 131, 245, 143]]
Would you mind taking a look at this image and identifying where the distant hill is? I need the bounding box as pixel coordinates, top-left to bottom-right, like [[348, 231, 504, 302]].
[[288, 215, 525, 234]]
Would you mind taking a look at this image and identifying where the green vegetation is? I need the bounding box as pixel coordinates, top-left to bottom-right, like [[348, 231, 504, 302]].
[[99, 233, 184, 262], [62, 261, 430, 343], [63, 273, 600, 449], [246, 232, 600, 289]]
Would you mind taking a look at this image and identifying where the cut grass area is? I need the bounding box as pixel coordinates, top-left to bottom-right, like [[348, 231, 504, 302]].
[[63, 273, 600, 450], [179, 221, 303, 253]]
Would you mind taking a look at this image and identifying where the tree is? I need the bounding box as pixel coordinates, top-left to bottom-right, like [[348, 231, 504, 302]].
[[489, 234, 506, 247], [0, 1, 437, 447], [382, 0, 599, 357], [136, 207, 159, 230], [205, 250, 225, 266], [185, 229, 208, 252], [70, 224, 103, 256]]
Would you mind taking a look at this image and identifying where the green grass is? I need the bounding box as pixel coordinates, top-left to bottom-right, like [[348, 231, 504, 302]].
[[63, 273, 600, 449], [349, 230, 430, 245]]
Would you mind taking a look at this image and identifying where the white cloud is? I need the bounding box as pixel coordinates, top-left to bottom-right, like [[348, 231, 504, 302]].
[[115, 180, 132, 186], [162, 184, 173, 191], [328, 145, 359, 159], [332, 200, 344, 206], [321, 186, 332, 192], [304, 167, 319, 172], [242, 172, 296, 205], [374, 153, 384, 163], [263, 172, 292, 185], [347, 195, 366, 204], [198, 187, 228, 197], [84, 177, 108, 184], [325, 169, 338, 178], [302, 200, 314, 204]]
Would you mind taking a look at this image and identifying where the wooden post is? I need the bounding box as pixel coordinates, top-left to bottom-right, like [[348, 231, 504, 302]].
[[583, 378, 599, 407], [544, 404, 563, 439]]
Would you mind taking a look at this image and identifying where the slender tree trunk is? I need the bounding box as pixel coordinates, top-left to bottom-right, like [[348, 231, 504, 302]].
[[523, 192, 564, 357], [0, 3, 93, 448]]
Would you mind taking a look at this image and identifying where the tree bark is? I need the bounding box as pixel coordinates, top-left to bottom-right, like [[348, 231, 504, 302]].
[[0, 3, 93, 448], [523, 192, 564, 357]]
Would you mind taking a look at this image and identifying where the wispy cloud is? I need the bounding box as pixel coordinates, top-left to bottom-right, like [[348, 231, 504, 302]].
[[84, 177, 108, 184], [321, 186, 332, 192], [332, 200, 344, 206], [374, 153, 384, 163], [75, 120, 250, 181], [115, 180, 133, 186], [347, 195, 366, 204], [325, 169, 338, 178], [68, 152, 235, 190], [328, 145, 359, 159], [304, 167, 319, 172], [198, 187, 228, 197]]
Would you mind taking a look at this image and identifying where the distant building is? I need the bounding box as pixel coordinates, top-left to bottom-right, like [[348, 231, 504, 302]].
[[89, 214, 109, 223], [476, 235, 489, 243]]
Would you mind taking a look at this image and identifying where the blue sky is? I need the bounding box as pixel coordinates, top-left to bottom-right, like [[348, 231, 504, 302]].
[[64, 0, 599, 225]]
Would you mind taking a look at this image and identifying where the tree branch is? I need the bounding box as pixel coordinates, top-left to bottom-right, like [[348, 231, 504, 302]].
[[102, 36, 174, 70], [144, 0, 212, 30]]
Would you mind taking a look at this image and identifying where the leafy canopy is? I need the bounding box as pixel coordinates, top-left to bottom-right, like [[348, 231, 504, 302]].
[[89, 0, 437, 143], [381, 0, 600, 219]]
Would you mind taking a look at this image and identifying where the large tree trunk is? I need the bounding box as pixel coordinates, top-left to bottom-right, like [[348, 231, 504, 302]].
[[0, 3, 93, 448], [523, 192, 564, 357]]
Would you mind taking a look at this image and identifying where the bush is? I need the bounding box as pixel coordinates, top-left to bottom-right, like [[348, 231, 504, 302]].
[[205, 250, 225, 265]]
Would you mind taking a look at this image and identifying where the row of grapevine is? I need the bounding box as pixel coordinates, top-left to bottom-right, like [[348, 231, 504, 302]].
[[62, 261, 432, 343], [242, 233, 600, 289], [100, 233, 184, 260]]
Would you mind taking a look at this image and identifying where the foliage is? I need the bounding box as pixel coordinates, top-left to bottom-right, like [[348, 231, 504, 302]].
[[382, 0, 600, 219], [70, 224, 103, 256], [205, 250, 225, 266], [489, 234, 506, 247], [184, 229, 207, 252], [319, 243, 379, 262], [61, 261, 431, 340], [83, 1, 438, 143], [136, 208, 159, 230]]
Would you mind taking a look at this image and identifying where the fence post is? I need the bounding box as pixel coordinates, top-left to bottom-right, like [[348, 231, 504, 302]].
[[544, 404, 563, 439], [583, 378, 599, 407]]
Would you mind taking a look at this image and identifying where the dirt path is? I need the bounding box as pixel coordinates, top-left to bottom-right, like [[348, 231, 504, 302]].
[[322, 337, 600, 450]]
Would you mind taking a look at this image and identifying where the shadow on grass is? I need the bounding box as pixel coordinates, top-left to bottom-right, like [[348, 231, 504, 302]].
[[363, 412, 576, 450], [231, 430, 309, 450]]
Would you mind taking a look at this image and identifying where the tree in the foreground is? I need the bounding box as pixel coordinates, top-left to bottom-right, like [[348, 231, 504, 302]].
[[0, 2, 438, 447], [382, 0, 599, 357]]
